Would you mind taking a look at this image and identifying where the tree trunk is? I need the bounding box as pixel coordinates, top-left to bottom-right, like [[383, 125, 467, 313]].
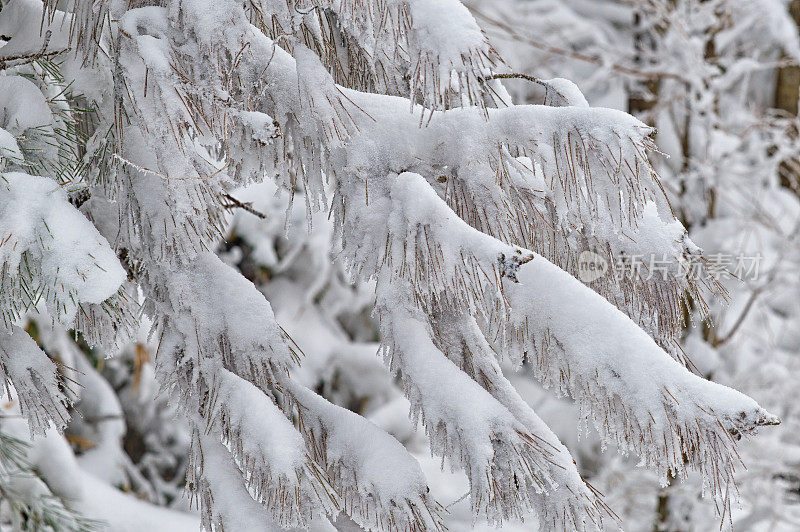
[[775, 1, 800, 193]]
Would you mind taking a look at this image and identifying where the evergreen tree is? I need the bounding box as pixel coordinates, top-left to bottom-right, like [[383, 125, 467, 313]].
[[0, 0, 784, 529]]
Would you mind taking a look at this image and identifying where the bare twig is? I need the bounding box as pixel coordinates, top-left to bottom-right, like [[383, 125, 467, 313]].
[[220, 193, 268, 219], [485, 72, 548, 86], [711, 284, 764, 347], [469, 6, 689, 84], [484, 73, 570, 106], [712, 221, 800, 346]]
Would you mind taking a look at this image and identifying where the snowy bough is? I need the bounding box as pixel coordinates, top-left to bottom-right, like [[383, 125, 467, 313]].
[[0, 0, 781, 529]]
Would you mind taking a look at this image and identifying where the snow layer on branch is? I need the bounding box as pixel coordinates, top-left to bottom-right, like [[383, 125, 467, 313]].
[[190, 431, 335, 531], [198, 365, 332, 527], [107, 8, 230, 260], [376, 283, 607, 530], [334, 80, 706, 339], [158, 0, 283, 184], [337, 170, 528, 321], [404, 0, 501, 110], [190, 430, 286, 531], [330, 79, 660, 232], [168, 5, 691, 336], [336, 168, 607, 527], [294, 42, 359, 146], [539, 78, 590, 107], [283, 379, 445, 532], [264, 0, 501, 109], [154, 255, 328, 527], [232, 34, 705, 341], [0, 128, 23, 168], [0, 326, 69, 434], [212, 368, 306, 477], [338, 158, 773, 521], [164, 252, 296, 386], [0, 76, 54, 137], [0, 171, 125, 328], [0, 76, 58, 173], [503, 256, 779, 514]]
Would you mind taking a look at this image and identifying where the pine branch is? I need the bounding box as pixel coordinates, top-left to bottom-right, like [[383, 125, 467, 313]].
[[0, 430, 101, 531], [0, 31, 64, 70]]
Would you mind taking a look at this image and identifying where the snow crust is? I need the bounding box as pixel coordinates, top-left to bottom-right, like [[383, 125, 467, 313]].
[[0, 172, 125, 325]]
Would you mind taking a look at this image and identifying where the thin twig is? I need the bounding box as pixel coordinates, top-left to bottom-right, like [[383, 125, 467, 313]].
[[711, 286, 763, 347], [712, 221, 800, 346], [220, 193, 268, 219], [444, 490, 470, 510], [469, 6, 689, 83], [485, 72, 548, 87], [484, 73, 570, 106]]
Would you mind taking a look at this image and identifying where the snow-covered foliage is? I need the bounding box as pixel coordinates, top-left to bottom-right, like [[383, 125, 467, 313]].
[[0, 0, 791, 530], [471, 0, 800, 529]]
